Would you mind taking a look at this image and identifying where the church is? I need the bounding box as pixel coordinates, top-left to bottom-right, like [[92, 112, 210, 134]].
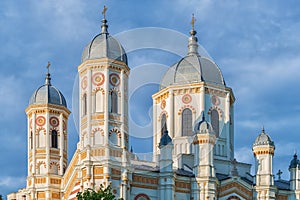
[[7, 8, 300, 200]]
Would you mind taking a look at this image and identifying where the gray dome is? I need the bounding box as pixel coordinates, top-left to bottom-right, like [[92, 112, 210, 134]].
[[81, 19, 127, 64], [29, 73, 67, 107], [160, 55, 225, 89], [159, 130, 172, 148], [289, 154, 300, 169], [160, 29, 225, 90], [253, 129, 274, 147], [194, 115, 214, 135]]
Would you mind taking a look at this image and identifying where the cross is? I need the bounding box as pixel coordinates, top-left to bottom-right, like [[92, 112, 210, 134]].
[[190, 14, 196, 30], [102, 5, 108, 19], [46, 61, 51, 73], [277, 169, 283, 180]]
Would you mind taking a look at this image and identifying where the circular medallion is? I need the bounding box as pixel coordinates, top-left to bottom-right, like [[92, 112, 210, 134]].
[[211, 95, 220, 106], [50, 117, 59, 127], [109, 73, 120, 86], [161, 99, 166, 109], [81, 76, 87, 90], [182, 94, 192, 104], [36, 116, 46, 126], [92, 72, 105, 86]]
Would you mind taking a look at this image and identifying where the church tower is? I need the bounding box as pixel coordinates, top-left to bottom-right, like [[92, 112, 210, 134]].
[[253, 128, 276, 200], [25, 63, 70, 199], [152, 15, 235, 173], [66, 6, 130, 199]]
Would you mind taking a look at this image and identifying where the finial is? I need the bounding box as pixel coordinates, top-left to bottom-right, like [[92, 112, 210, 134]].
[[45, 61, 51, 85], [102, 5, 108, 19], [188, 14, 198, 55], [101, 5, 108, 34], [262, 126, 265, 133], [130, 146, 133, 153], [191, 14, 196, 31]]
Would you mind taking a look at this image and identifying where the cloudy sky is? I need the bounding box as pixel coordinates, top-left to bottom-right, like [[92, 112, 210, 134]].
[[1, 0, 300, 197]]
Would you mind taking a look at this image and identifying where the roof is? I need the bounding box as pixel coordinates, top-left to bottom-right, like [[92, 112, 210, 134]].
[[160, 28, 225, 90], [29, 73, 67, 107], [253, 128, 274, 147], [81, 19, 127, 64]]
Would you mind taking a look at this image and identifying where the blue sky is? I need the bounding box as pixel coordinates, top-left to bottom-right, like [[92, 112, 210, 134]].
[[1, 0, 300, 197]]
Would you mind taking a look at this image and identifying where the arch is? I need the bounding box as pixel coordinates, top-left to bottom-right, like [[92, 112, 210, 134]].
[[82, 93, 87, 116], [92, 128, 104, 145], [111, 91, 118, 113], [161, 113, 167, 136], [211, 109, 219, 137], [181, 108, 193, 136], [109, 128, 121, 146], [50, 162, 60, 174], [134, 193, 150, 200], [38, 129, 45, 148], [51, 130, 58, 148], [95, 89, 104, 112], [36, 161, 46, 175]]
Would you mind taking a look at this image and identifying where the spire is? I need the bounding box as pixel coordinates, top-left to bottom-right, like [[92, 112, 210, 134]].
[[262, 126, 265, 134], [188, 14, 199, 55], [45, 61, 51, 85], [101, 5, 108, 34]]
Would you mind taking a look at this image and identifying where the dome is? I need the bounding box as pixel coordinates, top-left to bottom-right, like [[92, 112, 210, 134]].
[[159, 130, 172, 147], [289, 154, 300, 169], [160, 29, 225, 89], [253, 128, 274, 147], [81, 19, 127, 64], [29, 73, 67, 107], [193, 115, 214, 135]]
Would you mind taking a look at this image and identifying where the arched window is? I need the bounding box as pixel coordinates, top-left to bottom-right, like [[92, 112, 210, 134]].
[[182, 108, 193, 136], [51, 130, 58, 148], [82, 93, 87, 116], [111, 91, 118, 113], [95, 90, 104, 112], [161, 114, 167, 136], [134, 193, 150, 200], [211, 109, 219, 137], [38, 130, 45, 148]]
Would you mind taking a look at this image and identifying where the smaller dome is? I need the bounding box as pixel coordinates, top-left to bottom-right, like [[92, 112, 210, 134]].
[[29, 73, 67, 107], [193, 115, 214, 135], [289, 154, 300, 169], [81, 19, 127, 64], [253, 128, 274, 147], [159, 130, 172, 148]]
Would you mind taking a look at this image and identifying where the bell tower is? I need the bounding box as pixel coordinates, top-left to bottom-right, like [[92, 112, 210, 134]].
[[73, 7, 130, 199], [26, 63, 70, 200]]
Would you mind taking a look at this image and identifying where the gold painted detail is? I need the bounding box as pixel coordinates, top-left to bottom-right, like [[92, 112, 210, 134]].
[[173, 87, 200, 96], [132, 174, 158, 185], [81, 116, 87, 124], [109, 149, 122, 157], [205, 88, 226, 98], [36, 149, 46, 154], [50, 178, 61, 184], [35, 177, 46, 184], [52, 192, 60, 199], [155, 92, 169, 104], [91, 148, 105, 157], [219, 181, 252, 199], [63, 150, 79, 186], [81, 150, 87, 160], [50, 149, 59, 155], [37, 192, 45, 198], [193, 138, 215, 145], [178, 105, 196, 115], [92, 113, 104, 120], [93, 166, 104, 175], [253, 147, 275, 156]]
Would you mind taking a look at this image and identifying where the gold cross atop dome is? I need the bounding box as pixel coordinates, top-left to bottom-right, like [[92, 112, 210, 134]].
[[102, 5, 108, 19], [46, 61, 51, 73], [191, 14, 196, 30]]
